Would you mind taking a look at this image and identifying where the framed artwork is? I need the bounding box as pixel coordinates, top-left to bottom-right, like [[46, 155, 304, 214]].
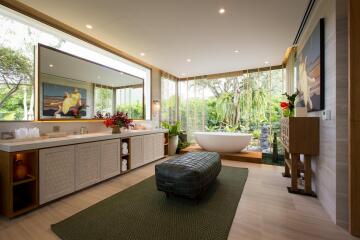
[[296, 18, 325, 112], [42, 82, 87, 117]]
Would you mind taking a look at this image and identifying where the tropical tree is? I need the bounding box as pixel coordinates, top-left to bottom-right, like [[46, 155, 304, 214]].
[[0, 47, 32, 109]]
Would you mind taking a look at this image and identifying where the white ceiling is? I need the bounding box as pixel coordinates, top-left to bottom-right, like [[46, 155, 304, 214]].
[[40, 46, 143, 87], [20, 0, 308, 77]]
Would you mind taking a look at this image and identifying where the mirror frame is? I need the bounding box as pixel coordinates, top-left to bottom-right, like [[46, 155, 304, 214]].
[[37, 44, 145, 121]]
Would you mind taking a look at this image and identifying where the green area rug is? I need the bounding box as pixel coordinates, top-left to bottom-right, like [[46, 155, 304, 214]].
[[51, 166, 248, 240]]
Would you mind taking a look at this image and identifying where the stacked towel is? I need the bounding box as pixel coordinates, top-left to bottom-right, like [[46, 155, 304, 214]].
[[122, 159, 128, 171], [122, 142, 128, 155]]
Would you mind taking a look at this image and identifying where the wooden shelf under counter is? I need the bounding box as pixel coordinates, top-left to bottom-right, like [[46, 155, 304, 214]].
[[0, 150, 39, 218], [120, 138, 131, 172]]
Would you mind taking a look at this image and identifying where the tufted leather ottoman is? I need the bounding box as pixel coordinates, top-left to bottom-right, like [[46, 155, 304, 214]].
[[155, 152, 221, 199]]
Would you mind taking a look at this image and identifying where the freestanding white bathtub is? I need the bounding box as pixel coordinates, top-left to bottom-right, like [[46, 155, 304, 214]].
[[194, 132, 252, 153]]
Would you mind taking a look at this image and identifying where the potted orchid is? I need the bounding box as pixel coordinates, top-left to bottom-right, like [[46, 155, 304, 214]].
[[280, 90, 299, 117], [103, 112, 134, 134]]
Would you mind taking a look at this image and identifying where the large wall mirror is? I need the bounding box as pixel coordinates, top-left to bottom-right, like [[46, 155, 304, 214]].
[[38, 45, 144, 120]]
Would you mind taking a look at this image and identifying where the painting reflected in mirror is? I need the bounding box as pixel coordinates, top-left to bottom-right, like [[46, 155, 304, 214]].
[[39, 44, 144, 120]]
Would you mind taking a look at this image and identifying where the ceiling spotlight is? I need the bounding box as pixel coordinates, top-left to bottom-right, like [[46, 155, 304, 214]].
[[219, 8, 225, 14], [264, 61, 270, 65], [49, 64, 53, 68], [234, 50, 239, 53], [186, 59, 191, 63], [140, 52, 145, 56], [181, 73, 186, 77], [85, 24, 93, 29]]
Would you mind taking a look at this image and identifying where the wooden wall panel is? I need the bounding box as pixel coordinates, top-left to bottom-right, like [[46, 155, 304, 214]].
[[349, 0, 360, 236]]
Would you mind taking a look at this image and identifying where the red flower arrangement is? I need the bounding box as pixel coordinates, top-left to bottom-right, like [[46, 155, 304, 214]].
[[103, 112, 134, 129], [280, 102, 289, 109], [280, 90, 299, 117]]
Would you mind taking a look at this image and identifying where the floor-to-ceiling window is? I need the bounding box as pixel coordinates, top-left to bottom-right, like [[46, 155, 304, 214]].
[[178, 66, 285, 152], [161, 73, 177, 123]]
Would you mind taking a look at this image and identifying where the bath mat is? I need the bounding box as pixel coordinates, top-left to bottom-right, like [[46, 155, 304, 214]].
[[51, 166, 248, 240]]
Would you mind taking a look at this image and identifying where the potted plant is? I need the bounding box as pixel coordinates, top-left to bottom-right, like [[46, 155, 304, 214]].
[[161, 121, 181, 155], [280, 89, 299, 117], [103, 112, 134, 134]]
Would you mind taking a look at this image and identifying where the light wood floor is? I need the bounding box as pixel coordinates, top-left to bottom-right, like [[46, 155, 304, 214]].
[[0, 159, 356, 240]]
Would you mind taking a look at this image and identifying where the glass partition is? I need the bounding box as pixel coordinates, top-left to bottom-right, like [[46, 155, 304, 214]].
[[161, 75, 177, 123], [178, 67, 285, 152]]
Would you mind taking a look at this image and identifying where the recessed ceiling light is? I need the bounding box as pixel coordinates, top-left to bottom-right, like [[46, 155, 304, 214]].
[[219, 8, 225, 14], [186, 59, 191, 63], [264, 61, 270, 65], [86, 24, 93, 29], [49, 64, 53, 68], [234, 50, 239, 53], [181, 73, 186, 76], [97, 76, 101, 79], [140, 52, 145, 56]]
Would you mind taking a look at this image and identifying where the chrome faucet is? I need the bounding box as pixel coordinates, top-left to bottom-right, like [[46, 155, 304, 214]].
[[80, 126, 88, 134]]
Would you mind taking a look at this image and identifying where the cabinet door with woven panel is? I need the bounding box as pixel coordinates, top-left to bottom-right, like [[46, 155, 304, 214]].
[[130, 136, 144, 169], [75, 142, 101, 190], [154, 133, 165, 160], [101, 139, 120, 180], [39, 145, 75, 205], [143, 134, 155, 164]]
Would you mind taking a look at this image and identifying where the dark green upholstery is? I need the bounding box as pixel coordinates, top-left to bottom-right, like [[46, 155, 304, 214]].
[[155, 152, 221, 199]]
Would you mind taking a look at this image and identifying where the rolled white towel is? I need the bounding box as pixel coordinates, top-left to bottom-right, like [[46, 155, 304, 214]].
[[122, 149, 128, 155], [122, 142, 128, 149], [122, 159, 128, 171]]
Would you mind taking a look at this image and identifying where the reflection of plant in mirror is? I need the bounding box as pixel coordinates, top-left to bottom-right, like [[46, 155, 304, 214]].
[[95, 87, 113, 115], [116, 102, 143, 119]]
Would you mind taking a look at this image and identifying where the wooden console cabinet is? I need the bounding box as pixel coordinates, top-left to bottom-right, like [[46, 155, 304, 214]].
[[280, 117, 319, 196]]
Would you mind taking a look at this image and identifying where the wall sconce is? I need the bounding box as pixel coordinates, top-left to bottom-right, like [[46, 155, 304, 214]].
[[152, 100, 161, 112], [152, 100, 161, 128]]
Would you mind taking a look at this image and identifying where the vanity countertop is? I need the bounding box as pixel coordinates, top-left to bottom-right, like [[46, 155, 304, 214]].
[[0, 129, 168, 152]]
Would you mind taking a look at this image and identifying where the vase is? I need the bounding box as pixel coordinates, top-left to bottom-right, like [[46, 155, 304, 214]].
[[168, 135, 179, 156], [14, 160, 28, 181], [112, 126, 121, 134]]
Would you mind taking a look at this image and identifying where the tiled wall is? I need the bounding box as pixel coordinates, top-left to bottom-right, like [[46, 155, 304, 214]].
[[296, 0, 348, 228]]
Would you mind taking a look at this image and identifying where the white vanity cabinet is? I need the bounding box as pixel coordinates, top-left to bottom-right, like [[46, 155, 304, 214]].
[[35, 131, 166, 205], [101, 139, 120, 180], [75, 142, 101, 191], [131, 133, 165, 168], [39, 145, 75, 205], [143, 134, 155, 164], [154, 133, 165, 160], [130, 136, 144, 169]]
